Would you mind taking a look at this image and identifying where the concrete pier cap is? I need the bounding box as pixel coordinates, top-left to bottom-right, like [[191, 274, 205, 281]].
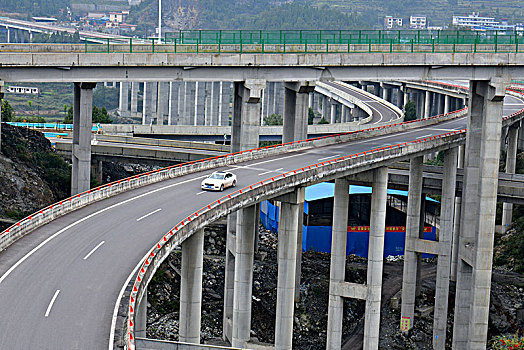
[[243, 79, 266, 103], [283, 81, 316, 94]]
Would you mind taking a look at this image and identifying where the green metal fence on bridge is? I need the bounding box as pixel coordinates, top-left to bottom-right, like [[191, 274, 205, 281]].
[[75, 29, 524, 54]]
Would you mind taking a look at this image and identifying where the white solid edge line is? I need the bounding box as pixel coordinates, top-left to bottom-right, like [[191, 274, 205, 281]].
[[44, 289, 60, 318], [196, 191, 206, 195], [416, 134, 432, 139], [83, 241, 106, 260], [108, 252, 148, 350], [136, 208, 162, 222]]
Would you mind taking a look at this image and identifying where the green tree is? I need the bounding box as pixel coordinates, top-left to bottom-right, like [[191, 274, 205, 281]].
[[318, 116, 329, 124], [263, 113, 283, 126], [308, 107, 315, 125], [404, 100, 417, 121], [63, 105, 113, 124], [63, 105, 73, 124], [2, 100, 14, 122], [92, 106, 113, 124]]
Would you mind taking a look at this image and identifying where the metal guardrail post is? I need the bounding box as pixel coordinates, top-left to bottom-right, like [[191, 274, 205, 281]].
[[107, 38, 110, 53], [151, 38, 155, 53], [85, 40, 87, 53], [410, 39, 413, 53], [130, 38, 132, 53]]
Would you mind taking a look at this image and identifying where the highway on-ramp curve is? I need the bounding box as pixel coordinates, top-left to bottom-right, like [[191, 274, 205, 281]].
[[0, 95, 521, 349]]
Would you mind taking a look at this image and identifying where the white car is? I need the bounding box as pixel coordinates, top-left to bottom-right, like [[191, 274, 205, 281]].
[[201, 171, 237, 191]]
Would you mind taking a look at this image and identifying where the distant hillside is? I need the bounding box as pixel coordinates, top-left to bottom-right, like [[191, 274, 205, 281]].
[[312, 0, 524, 27]]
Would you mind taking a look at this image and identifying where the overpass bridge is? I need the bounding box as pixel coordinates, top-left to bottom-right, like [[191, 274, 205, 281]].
[[1, 37, 524, 350]]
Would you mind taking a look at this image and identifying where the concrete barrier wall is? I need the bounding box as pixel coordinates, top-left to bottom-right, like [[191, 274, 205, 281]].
[[94, 135, 230, 152]]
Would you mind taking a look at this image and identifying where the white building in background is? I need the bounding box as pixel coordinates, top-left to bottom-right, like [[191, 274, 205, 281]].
[[7, 86, 39, 94], [410, 16, 427, 29], [452, 13, 498, 30], [384, 16, 403, 29]]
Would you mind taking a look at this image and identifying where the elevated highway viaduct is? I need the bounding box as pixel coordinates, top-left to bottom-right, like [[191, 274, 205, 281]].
[[1, 44, 524, 350]]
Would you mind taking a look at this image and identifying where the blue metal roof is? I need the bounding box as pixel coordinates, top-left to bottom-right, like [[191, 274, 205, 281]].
[[305, 182, 438, 202]]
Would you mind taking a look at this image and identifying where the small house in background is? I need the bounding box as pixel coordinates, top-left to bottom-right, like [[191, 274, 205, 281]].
[[260, 182, 438, 258]]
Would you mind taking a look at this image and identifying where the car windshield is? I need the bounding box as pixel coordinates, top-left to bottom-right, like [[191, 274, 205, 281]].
[[209, 173, 225, 180]]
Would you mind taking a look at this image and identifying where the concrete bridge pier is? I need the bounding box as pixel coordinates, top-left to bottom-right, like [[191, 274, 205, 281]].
[[179, 228, 204, 343], [400, 156, 424, 332], [223, 80, 265, 344], [341, 105, 350, 123], [283, 82, 315, 143], [424, 90, 431, 118], [444, 95, 451, 114], [183, 82, 196, 126], [71, 82, 96, 195], [453, 79, 507, 349], [451, 145, 465, 281], [118, 82, 130, 118], [330, 101, 337, 124], [130, 82, 139, 118], [157, 82, 169, 125], [151, 82, 158, 122], [432, 148, 458, 349], [363, 166, 388, 350], [142, 82, 153, 125], [168, 82, 179, 125], [502, 124, 519, 231], [195, 82, 206, 126], [220, 82, 232, 126], [326, 177, 350, 349], [177, 82, 186, 125], [275, 187, 305, 350], [231, 206, 256, 348], [397, 86, 405, 109], [209, 82, 220, 126]]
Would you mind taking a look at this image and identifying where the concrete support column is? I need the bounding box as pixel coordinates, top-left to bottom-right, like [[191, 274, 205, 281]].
[[424, 90, 431, 118], [444, 95, 450, 114], [275, 187, 304, 350], [308, 92, 314, 109], [451, 145, 465, 281], [453, 79, 507, 349], [283, 82, 315, 143], [397, 88, 405, 108], [130, 82, 139, 117], [433, 148, 458, 349], [180, 228, 204, 343], [223, 214, 236, 342], [342, 105, 350, 123], [118, 82, 130, 118], [135, 286, 147, 338], [142, 82, 153, 125], [71, 82, 96, 195], [194, 82, 206, 125], [209, 82, 220, 126], [400, 156, 424, 332], [151, 82, 158, 119], [168, 82, 178, 125], [231, 206, 256, 348], [177, 82, 186, 125], [326, 177, 349, 350], [220, 82, 231, 126], [321, 95, 327, 120], [502, 125, 519, 230], [381, 83, 388, 101], [184, 82, 196, 126], [330, 102, 337, 124], [403, 87, 409, 109], [157, 82, 168, 125], [231, 80, 266, 152], [363, 167, 388, 350]]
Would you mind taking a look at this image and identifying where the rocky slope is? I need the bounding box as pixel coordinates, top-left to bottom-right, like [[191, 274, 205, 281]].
[[0, 124, 71, 230]]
